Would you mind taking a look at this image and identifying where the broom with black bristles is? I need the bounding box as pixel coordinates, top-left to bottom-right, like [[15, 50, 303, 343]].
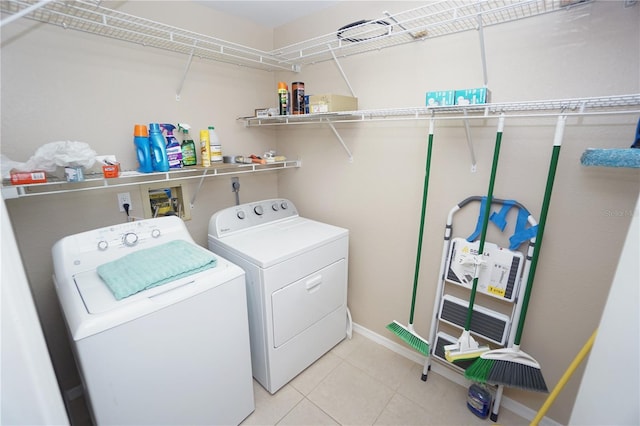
[[386, 118, 435, 356], [465, 115, 568, 393]]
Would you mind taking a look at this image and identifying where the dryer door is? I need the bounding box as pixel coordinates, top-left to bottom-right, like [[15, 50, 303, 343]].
[[271, 259, 346, 348]]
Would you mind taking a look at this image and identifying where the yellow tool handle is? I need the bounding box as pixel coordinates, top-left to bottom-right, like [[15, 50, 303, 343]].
[[530, 329, 598, 426]]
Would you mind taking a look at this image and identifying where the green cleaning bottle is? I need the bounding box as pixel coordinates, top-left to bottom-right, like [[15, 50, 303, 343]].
[[178, 123, 197, 166]]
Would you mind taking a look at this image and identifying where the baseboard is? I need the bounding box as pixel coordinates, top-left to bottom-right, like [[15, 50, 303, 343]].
[[352, 322, 561, 426]]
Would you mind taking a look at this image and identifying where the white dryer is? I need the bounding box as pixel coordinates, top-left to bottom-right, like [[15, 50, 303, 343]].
[[52, 216, 254, 425], [208, 199, 349, 394]]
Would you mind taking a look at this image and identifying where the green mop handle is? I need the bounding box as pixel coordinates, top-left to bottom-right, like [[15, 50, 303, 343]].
[[409, 117, 434, 323], [464, 114, 504, 330], [513, 115, 566, 345]]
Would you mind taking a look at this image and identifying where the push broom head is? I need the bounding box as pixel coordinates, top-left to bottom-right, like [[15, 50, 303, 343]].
[[444, 330, 489, 363], [386, 321, 430, 356], [464, 346, 548, 393]]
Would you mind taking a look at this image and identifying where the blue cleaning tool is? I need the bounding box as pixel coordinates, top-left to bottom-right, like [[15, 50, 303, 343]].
[[580, 117, 640, 168], [631, 116, 640, 148]]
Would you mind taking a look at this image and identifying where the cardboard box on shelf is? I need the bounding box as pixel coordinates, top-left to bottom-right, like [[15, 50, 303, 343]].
[[426, 90, 455, 107], [454, 87, 491, 105], [102, 163, 120, 178], [309, 94, 358, 113], [10, 170, 47, 185]]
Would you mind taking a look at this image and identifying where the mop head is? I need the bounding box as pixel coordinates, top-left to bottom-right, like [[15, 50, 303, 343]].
[[386, 321, 430, 356], [444, 330, 489, 363], [580, 148, 640, 168], [464, 347, 549, 393]]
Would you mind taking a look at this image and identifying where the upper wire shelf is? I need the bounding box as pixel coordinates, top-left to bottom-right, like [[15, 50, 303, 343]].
[[0, 0, 295, 72], [1, 0, 578, 72], [241, 94, 640, 126]]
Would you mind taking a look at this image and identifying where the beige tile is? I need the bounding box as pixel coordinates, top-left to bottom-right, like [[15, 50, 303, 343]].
[[397, 363, 467, 413], [345, 336, 418, 390], [290, 351, 343, 396], [307, 362, 395, 425], [397, 364, 528, 425], [278, 398, 339, 425], [373, 393, 434, 425], [330, 332, 367, 360], [241, 381, 303, 425]]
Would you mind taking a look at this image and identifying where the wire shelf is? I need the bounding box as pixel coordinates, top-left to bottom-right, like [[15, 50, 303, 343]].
[[242, 94, 640, 126], [1, 0, 579, 72], [272, 0, 571, 65], [0, 0, 296, 71]]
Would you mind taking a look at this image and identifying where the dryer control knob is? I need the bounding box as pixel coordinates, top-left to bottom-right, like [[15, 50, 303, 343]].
[[97, 240, 108, 251], [272, 203, 279, 211], [281, 201, 288, 210], [151, 229, 161, 238], [237, 210, 246, 220], [123, 232, 138, 247], [254, 205, 264, 216]]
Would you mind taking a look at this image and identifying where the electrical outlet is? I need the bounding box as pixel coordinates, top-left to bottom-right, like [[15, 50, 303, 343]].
[[117, 192, 132, 212]]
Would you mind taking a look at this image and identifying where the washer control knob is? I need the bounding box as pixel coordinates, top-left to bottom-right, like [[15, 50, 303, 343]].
[[151, 229, 161, 238], [97, 240, 108, 251], [272, 203, 279, 211], [254, 205, 264, 216], [237, 210, 246, 220], [123, 232, 138, 247], [280, 201, 288, 210]]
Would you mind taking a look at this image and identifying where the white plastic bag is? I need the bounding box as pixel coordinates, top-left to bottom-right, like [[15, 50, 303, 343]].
[[1, 141, 97, 179]]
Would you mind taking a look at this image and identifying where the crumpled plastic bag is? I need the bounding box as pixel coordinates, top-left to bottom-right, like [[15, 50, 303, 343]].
[[1, 141, 97, 179]]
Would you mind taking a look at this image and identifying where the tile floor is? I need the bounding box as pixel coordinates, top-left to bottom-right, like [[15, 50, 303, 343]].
[[241, 332, 528, 426], [69, 331, 529, 425]]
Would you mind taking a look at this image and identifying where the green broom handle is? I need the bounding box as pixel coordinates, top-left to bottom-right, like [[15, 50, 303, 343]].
[[513, 115, 566, 344], [464, 114, 505, 330], [409, 117, 435, 323]]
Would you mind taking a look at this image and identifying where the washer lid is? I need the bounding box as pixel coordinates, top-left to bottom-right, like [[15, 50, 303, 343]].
[[58, 257, 244, 341], [211, 217, 348, 268], [73, 267, 221, 315]]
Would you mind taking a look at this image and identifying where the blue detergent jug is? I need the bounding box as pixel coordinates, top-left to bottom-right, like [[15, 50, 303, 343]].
[[133, 124, 153, 173], [149, 123, 170, 172]]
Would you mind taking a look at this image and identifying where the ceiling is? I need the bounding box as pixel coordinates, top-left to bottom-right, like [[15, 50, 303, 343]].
[[195, 1, 340, 28]]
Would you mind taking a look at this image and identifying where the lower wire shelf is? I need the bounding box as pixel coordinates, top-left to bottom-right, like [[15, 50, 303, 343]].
[[2, 160, 301, 199]]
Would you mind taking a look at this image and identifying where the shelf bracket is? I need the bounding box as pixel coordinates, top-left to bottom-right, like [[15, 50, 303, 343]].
[[176, 43, 196, 101], [463, 110, 478, 172], [476, 3, 489, 87], [190, 168, 210, 207], [328, 45, 357, 98], [323, 118, 354, 162], [0, 0, 53, 28]]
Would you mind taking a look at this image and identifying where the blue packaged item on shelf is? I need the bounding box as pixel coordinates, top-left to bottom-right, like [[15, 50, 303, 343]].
[[149, 123, 170, 172], [161, 123, 182, 169], [133, 124, 153, 173]]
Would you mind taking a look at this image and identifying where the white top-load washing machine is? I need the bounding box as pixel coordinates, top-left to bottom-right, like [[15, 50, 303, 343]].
[[52, 216, 254, 425], [208, 199, 348, 394]]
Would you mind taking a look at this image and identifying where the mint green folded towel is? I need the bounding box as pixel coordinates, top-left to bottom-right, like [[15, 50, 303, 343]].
[[97, 240, 217, 300]]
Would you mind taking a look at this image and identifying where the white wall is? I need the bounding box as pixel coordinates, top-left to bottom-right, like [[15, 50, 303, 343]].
[[569, 193, 640, 425], [1, 0, 282, 401], [1, 199, 69, 425], [272, 1, 640, 424]]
